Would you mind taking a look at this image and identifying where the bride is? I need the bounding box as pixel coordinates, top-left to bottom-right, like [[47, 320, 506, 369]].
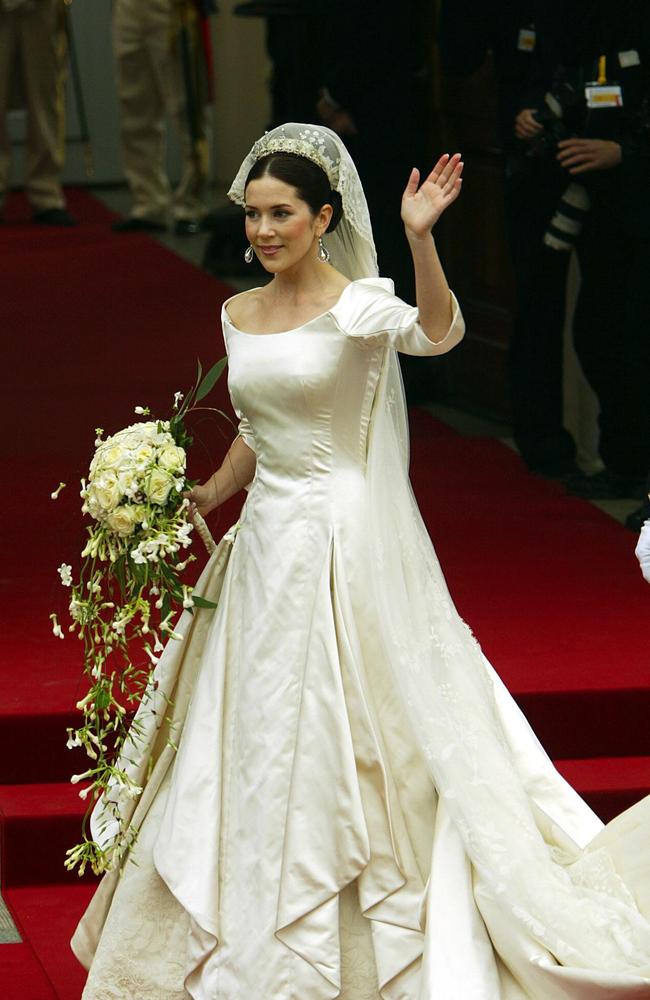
[[72, 123, 650, 999]]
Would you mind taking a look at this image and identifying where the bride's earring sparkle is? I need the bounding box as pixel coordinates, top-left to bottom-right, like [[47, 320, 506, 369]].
[[318, 236, 330, 264], [244, 244, 255, 264]]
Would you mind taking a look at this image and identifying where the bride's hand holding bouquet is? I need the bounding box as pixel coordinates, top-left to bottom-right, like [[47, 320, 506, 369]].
[[187, 481, 218, 520]]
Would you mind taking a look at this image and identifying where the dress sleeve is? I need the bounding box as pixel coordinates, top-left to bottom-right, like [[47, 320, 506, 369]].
[[331, 278, 465, 356]]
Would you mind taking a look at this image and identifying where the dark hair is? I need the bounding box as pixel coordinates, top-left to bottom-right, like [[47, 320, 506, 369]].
[[245, 152, 343, 232]]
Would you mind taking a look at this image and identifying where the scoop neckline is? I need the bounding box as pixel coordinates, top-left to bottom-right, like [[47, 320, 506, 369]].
[[222, 279, 362, 337]]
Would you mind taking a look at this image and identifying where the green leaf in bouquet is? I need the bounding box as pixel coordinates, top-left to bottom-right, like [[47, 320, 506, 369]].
[[192, 595, 218, 610], [189, 358, 203, 404], [168, 415, 188, 448], [113, 555, 127, 597], [131, 560, 147, 589], [158, 561, 184, 603], [195, 357, 227, 402], [175, 359, 203, 420], [158, 560, 177, 583], [95, 686, 111, 711]]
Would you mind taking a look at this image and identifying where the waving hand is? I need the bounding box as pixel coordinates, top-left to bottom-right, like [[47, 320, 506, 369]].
[[401, 153, 463, 239]]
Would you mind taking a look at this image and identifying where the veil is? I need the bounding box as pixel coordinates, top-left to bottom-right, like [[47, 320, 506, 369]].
[[228, 122, 379, 282], [227, 123, 650, 975]]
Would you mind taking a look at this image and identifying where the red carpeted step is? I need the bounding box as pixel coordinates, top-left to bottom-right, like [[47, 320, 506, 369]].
[[515, 688, 650, 761], [0, 713, 86, 786], [0, 783, 90, 888], [0, 941, 58, 1000], [555, 756, 650, 823], [5, 883, 95, 1000]]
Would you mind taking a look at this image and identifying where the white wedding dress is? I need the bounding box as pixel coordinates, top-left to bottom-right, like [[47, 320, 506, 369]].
[[73, 278, 650, 1000]]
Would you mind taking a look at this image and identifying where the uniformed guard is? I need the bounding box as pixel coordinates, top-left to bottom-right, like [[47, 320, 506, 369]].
[[111, 0, 215, 235], [0, 0, 75, 225]]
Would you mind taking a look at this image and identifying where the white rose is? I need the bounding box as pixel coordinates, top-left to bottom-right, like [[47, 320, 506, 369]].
[[117, 426, 151, 451], [134, 443, 155, 467], [91, 472, 121, 512], [131, 504, 147, 523], [145, 468, 174, 505], [101, 443, 129, 470], [84, 493, 103, 521], [107, 504, 139, 536], [118, 468, 140, 498], [123, 433, 142, 450], [137, 422, 159, 441], [158, 444, 186, 472]]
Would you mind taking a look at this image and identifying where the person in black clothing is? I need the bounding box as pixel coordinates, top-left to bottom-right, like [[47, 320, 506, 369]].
[[439, 0, 579, 478], [551, 0, 650, 502], [440, 0, 650, 503], [235, 0, 321, 126], [316, 1, 431, 301], [315, 0, 436, 402]]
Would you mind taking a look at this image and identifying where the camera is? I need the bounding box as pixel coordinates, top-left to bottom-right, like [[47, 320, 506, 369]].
[[527, 74, 586, 160]]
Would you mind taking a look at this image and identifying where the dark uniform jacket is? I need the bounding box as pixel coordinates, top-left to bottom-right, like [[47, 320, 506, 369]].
[[438, 0, 538, 150], [530, 0, 650, 237]]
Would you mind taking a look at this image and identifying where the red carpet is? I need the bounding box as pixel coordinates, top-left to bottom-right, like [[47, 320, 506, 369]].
[[1, 188, 239, 996], [1, 188, 649, 997]]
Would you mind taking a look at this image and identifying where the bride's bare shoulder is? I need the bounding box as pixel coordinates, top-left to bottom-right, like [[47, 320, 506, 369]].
[[223, 288, 265, 330]]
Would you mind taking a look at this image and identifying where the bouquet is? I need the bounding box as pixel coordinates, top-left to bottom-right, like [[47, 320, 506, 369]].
[[51, 359, 227, 876]]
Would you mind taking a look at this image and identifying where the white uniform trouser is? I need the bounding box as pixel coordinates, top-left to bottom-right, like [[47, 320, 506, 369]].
[[0, 0, 68, 212], [113, 0, 210, 223]]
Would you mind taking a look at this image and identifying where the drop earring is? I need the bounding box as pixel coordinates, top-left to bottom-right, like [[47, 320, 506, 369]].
[[318, 236, 330, 264], [244, 244, 255, 264]]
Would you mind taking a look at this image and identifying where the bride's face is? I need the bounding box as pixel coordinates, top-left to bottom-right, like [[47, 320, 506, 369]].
[[244, 176, 330, 273]]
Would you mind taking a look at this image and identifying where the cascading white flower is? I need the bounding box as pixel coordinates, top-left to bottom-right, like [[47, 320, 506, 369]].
[[55, 358, 228, 877]]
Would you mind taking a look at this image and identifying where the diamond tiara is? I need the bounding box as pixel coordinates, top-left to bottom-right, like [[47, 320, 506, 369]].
[[249, 126, 340, 189]]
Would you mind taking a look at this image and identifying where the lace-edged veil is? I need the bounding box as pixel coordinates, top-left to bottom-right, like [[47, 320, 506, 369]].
[[228, 123, 378, 281]]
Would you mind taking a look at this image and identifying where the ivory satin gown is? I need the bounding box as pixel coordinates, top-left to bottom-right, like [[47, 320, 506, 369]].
[[73, 279, 650, 999]]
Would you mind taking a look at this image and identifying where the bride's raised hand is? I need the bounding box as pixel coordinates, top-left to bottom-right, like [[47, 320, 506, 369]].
[[401, 153, 463, 239]]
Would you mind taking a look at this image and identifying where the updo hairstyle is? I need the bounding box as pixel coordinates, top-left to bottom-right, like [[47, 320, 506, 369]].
[[245, 152, 343, 233]]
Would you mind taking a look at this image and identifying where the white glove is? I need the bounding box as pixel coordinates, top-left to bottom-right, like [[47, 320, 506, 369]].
[[635, 521, 650, 584]]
